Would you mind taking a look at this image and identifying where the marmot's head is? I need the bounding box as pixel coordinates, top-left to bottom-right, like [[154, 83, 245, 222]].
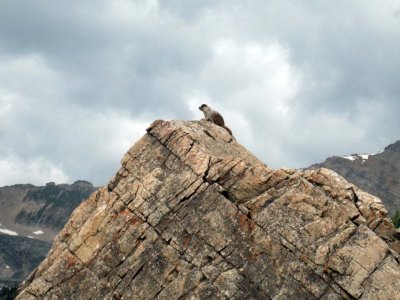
[[199, 104, 209, 111]]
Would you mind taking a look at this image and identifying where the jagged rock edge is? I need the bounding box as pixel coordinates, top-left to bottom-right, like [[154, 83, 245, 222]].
[[16, 120, 400, 299], [144, 125, 356, 297]]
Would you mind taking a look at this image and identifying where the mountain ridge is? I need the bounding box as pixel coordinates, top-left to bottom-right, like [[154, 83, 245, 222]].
[[309, 140, 400, 216], [0, 180, 97, 242]]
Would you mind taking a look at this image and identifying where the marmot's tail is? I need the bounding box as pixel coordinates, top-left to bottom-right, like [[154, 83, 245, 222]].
[[223, 125, 233, 135]]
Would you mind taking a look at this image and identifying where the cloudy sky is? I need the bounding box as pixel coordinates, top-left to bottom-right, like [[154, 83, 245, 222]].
[[1, 0, 399, 186]]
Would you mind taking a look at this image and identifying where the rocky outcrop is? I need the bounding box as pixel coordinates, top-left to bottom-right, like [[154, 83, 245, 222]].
[[309, 141, 400, 216], [17, 120, 400, 299]]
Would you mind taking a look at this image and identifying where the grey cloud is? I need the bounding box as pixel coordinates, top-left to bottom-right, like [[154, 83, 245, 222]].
[[1, 0, 399, 185]]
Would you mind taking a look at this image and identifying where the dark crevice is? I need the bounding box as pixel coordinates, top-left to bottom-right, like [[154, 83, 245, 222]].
[[350, 187, 360, 204], [220, 190, 230, 200], [306, 178, 324, 188], [359, 251, 391, 288], [184, 140, 196, 156], [20, 290, 37, 299], [316, 285, 335, 300], [178, 274, 206, 300], [168, 184, 213, 227], [152, 285, 165, 299], [111, 263, 147, 296], [20, 266, 39, 288], [202, 156, 212, 184], [147, 130, 180, 160], [350, 214, 360, 222], [336, 285, 358, 300], [159, 128, 179, 145], [215, 160, 243, 186], [175, 180, 205, 207], [147, 129, 199, 177], [151, 266, 179, 299], [41, 258, 87, 297], [203, 129, 216, 140], [259, 196, 279, 210]]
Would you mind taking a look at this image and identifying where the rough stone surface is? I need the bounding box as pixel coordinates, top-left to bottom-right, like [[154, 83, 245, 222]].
[[17, 120, 400, 299], [309, 140, 400, 215]]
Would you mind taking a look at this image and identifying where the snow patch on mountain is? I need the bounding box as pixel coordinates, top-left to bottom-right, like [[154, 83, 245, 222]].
[[343, 154, 369, 162], [0, 222, 19, 236], [343, 155, 356, 161], [0, 228, 18, 236], [343, 149, 384, 162]]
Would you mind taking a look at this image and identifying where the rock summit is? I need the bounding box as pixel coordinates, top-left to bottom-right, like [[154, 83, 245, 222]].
[[17, 120, 400, 299]]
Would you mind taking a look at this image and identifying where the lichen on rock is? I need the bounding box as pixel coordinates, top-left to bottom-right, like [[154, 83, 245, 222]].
[[17, 120, 400, 299]]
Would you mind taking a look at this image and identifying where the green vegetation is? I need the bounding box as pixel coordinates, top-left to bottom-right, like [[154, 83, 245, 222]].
[[0, 285, 18, 300], [392, 210, 400, 228]]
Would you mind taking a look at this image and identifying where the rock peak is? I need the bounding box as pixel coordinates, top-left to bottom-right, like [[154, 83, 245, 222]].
[[17, 120, 400, 299]]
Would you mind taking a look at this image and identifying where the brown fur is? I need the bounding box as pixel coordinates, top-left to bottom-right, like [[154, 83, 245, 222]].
[[199, 104, 233, 135]]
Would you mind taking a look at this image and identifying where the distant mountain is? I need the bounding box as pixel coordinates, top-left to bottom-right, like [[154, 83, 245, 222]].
[[0, 181, 96, 287], [0, 235, 50, 287], [309, 140, 400, 216], [0, 180, 97, 242]]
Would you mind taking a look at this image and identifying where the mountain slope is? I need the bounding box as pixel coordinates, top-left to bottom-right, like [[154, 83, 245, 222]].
[[17, 120, 400, 299], [309, 141, 400, 215], [0, 235, 51, 287], [0, 181, 97, 242], [0, 181, 96, 289]]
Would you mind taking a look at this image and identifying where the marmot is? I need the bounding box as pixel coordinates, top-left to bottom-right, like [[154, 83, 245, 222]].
[[199, 104, 233, 135]]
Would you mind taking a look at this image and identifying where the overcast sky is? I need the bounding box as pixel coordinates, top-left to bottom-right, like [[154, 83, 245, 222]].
[[1, 0, 400, 186]]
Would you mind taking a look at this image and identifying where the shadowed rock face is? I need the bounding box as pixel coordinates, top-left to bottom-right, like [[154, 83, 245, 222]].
[[0, 235, 51, 286], [17, 120, 400, 299]]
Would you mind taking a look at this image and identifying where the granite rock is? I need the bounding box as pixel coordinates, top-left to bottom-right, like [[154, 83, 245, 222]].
[[17, 120, 400, 299]]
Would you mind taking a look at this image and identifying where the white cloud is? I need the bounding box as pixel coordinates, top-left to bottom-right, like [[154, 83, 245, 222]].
[[0, 0, 399, 185], [0, 50, 150, 185], [0, 154, 69, 186], [73, 109, 149, 164], [0, 53, 65, 102]]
